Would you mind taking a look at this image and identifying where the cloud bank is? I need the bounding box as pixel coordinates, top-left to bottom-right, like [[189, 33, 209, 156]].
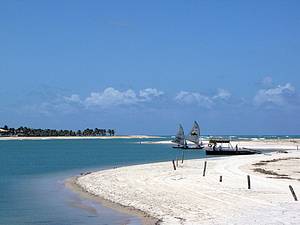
[[64, 87, 164, 108], [254, 83, 295, 106], [21, 79, 298, 118], [175, 89, 231, 108]]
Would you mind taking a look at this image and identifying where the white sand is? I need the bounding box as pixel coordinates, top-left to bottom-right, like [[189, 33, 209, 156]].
[[0, 135, 161, 141], [77, 151, 300, 225]]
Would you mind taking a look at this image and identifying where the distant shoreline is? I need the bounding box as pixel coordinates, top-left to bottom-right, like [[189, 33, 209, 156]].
[[0, 135, 162, 141], [144, 138, 300, 150]]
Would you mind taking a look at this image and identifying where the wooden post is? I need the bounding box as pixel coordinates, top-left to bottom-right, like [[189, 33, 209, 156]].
[[181, 151, 184, 164], [289, 185, 298, 201], [172, 160, 176, 170], [219, 175, 222, 182], [176, 157, 179, 167], [247, 175, 251, 189], [203, 161, 207, 177]]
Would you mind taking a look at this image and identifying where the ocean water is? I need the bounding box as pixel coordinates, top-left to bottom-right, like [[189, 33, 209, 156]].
[[0, 138, 206, 225]]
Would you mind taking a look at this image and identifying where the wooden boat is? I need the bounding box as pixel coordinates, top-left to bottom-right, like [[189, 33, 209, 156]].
[[173, 145, 204, 150], [206, 149, 257, 155], [171, 124, 187, 149], [205, 139, 259, 155]]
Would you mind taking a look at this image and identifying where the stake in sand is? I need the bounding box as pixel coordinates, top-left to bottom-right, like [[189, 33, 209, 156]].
[[247, 175, 251, 189], [289, 185, 298, 201], [172, 160, 176, 170], [203, 161, 207, 177]]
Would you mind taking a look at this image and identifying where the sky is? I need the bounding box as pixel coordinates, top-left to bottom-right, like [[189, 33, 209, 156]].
[[1, 0, 300, 135]]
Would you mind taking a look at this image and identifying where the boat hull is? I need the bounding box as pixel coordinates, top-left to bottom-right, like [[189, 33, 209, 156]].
[[173, 146, 204, 150], [205, 150, 257, 155]]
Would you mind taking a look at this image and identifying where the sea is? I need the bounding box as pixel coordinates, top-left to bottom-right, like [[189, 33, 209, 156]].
[[0, 137, 205, 225], [0, 135, 298, 225]]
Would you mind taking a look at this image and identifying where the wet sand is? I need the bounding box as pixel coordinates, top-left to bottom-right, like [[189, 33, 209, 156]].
[[66, 177, 160, 225]]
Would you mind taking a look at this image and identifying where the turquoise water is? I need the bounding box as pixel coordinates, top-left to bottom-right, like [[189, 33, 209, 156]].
[[0, 138, 205, 225]]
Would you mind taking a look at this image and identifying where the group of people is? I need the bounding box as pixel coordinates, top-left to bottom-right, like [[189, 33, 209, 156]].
[[211, 143, 239, 151]]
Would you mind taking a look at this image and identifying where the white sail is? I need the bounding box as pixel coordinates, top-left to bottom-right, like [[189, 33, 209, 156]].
[[187, 121, 200, 145], [172, 124, 186, 146]]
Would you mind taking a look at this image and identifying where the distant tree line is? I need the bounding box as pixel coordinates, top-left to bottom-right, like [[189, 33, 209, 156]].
[[0, 125, 115, 137]]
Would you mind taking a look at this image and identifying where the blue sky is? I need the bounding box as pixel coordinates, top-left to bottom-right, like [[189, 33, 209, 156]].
[[1, 1, 300, 135]]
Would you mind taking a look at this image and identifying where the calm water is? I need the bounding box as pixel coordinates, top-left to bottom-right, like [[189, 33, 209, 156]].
[[0, 138, 205, 225]]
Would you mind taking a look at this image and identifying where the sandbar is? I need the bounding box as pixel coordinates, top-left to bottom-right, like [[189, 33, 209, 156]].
[[75, 150, 300, 224]]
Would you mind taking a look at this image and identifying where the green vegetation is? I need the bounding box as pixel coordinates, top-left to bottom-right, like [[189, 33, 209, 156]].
[[0, 125, 115, 137]]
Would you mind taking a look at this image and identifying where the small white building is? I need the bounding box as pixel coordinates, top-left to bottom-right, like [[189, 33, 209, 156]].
[[0, 128, 9, 136]]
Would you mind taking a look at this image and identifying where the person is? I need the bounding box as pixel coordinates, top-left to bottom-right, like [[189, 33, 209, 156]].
[[235, 144, 238, 151]]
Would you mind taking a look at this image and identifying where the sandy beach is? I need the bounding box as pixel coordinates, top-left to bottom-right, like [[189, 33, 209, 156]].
[[65, 177, 158, 225], [74, 146, 300, 224], [0, 135, 161, 141]]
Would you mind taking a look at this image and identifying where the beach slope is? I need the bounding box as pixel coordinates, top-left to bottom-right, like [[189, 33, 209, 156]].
[[76, 152, 300, 224]]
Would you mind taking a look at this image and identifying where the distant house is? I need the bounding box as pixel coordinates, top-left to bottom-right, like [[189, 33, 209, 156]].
[[0, 128, 9, 136]]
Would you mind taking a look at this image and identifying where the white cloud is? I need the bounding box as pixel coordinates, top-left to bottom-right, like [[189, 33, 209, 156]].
[[64, 87, 164, 108], [212, 89, 231, 100], [175, 89, 231, 108], [85, 88, 138, 107], [139, 88, 164, 101], [64, 94, 81, 103], [254, 83, 295, 106]]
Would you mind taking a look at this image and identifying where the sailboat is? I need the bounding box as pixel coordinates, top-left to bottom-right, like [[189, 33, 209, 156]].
[[186, 121, 204, 149], [172, 122, 203, 149], [172, 124, 188, 149]]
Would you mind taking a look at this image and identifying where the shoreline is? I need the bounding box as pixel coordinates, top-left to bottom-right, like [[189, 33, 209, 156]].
[[74, 150, 300, 224], [65, 176, 160, 225], [0, 135, 162, 141], [144, 138, 300, 150]]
